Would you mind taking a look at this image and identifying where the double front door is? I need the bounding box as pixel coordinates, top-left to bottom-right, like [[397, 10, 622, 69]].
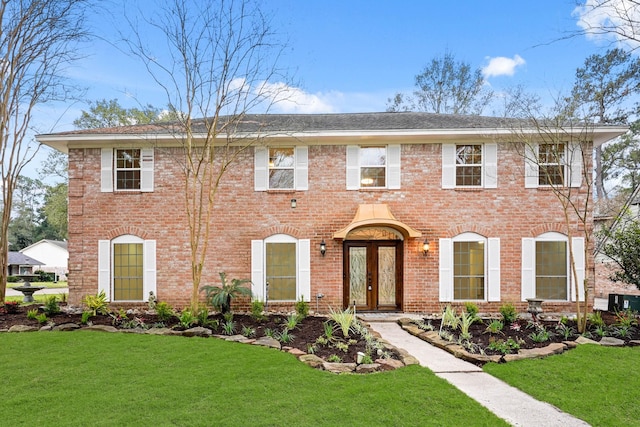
[[343, 241, 403, 311]]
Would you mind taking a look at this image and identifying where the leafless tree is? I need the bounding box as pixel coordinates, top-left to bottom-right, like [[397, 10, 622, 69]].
[[124, 0, 290, 311], [574, 0, 640, 51], [0, 0, 90, 302]]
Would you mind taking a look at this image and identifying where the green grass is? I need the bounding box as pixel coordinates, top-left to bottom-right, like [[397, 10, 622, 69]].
[[0, 332, 507, 426], [8, 281, 68, 289], [484, 345, 640, 426]]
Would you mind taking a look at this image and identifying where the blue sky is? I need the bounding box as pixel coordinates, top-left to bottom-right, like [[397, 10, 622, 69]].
[[27, 0, 625, 176]]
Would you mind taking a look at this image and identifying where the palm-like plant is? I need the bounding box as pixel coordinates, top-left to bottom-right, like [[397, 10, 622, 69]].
[[200, 272, 252, 314]]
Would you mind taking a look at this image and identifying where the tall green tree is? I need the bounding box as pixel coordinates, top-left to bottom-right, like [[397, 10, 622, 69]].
[[567, 48, 640, 199], [601, 211, 640, 290], [0, 0, 90, 302], [73, 98, 170, 129], [387, 52, 493, 115]]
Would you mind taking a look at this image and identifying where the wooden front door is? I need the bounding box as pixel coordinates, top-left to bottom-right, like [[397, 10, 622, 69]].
[[343, 241, 403, 311]]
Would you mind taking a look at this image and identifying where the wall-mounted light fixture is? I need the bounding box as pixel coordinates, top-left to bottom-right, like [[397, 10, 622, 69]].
[[290, 198, 297, 208], [320, 239, 326, 256], [422, 238, 430, 256]]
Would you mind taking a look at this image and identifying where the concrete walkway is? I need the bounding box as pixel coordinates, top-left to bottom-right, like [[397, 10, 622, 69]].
[[368, 321, 590, 427]]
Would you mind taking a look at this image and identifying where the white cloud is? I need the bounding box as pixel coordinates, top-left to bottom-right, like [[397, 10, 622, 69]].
[[573, 0, 640, 50], [482, 55, 526, 78], [257, 81, 337, 113]]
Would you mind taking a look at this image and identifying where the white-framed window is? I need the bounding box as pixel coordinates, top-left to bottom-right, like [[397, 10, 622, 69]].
[[521, 232, 585, 301], [346, 145, 401, 190], [251, 234, 310, 302], [442, 143, 497, 189], [524, 143, 582, 188], [254, 146, 308, 191], [101, 147, 154, 192], [98, 235, 156, 302], [439, 233, 500, 302]]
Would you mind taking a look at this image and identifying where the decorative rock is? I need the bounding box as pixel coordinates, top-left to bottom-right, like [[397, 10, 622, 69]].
[[599, 337, 625, 347], [253, 336, 281, 349], [404, 325, 423, 336], [356, 363, 380, 373], [402, 355, 420, 366], [145, 327, 174, 335], [575, 336, 600, 345], [223, 334, 247, 342], [288, 348, 306, 357], [40, 325, 54, 331], [323, 362, 356, 374], [563, 340, 578, 349], [120, 328, 145, 334], [53, 323, 81, 331], [629, 340, 640, 347], [299, 354, 325, 369], [503, 343, 567, 362], [9, 325, 38, 332], [375, 358, 404, 371], [183, 327, 212, 337], [85, 324, 119, 333]]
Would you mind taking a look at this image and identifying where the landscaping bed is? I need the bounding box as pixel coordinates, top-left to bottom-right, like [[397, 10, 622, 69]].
[[0, 301, 414, 374], [401, 305, 640, 364]]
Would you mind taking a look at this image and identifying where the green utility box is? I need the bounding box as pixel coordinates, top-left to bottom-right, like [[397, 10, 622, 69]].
[[608, 294, 640, 312]]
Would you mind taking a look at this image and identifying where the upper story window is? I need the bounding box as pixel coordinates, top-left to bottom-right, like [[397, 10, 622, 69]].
[[525, 142, 582, 188], [269, 148, 295, 189], [455, 145, 482, 186], [254, 146, 308, 191], [441, 143, 497, 189], [538, 143, 565, 186], [360, 146, 386, 188], [115, 149, 141, 190], [346, 145, 401, 190], [101, 147, 154, 192]]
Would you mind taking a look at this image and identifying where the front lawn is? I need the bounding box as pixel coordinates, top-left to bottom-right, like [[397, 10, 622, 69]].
[[484, 344, 640, 426], [0, 332, 507, 426]]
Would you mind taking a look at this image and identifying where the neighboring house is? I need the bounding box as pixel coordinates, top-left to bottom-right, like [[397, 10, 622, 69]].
[[7, 252, 43, 276], [20, 240, 69, 281], [594, 196, 640, 298], [36, 112, 626, 313]]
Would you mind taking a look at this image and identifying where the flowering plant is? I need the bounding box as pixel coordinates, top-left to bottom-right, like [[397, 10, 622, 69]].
[[4, 300, 20, 314]]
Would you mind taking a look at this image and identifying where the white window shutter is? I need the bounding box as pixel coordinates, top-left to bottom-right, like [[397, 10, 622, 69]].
[[297, 239, 311, 302], [441, 144, 456, 189], [439, 238, 453, 302], [140, 148, 154, 192], [346, 145, 360, 190], [98, 240, 111, 301], [387, 144, 401, 189], [295, 146, 309, 191], [524, 144, 538, 188], [254, 147, 268, 191], [569, 144, 583, 188], [251, 240, 264, 301], [521, 238, 536, 300], [571, 237, 586, 302], [101, 148, 113, 192], [484, 143, 498, 188], [143, 240, 157, 301], [487, 238, 501, 301]]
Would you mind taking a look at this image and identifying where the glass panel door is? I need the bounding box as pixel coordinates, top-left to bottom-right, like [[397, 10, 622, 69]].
[[348, 246, 367, 307], [378, 246, 396, 306]]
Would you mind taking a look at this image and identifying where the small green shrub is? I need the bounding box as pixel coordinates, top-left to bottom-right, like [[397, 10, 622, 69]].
[[529, 327, 552, 343], [555, 323, 576, 340], [80, 311, 92, 325], [441, 305, 460, 329], [83, 290, 109, 316], [27, 308, 39, 320], [277, 328, 294, 344], [360, 354, 374, 364], [250, 300, 266, 321], [241, 326, 256, 338], [264, 328, 276, 338], [221, 320, 236, 335], [588, 311, 605, 328], [43, 295, 61, 315], [295, 296, 309, 318], [177, 309, 196, 329], [328, 306, 355, 338], [35, 270, 55, 282], [334, 342, 349, 353], [464, 302, 481, 322], [285, 314, 300, 330], [499, 303, 518, 324], [327, 354, 342, 363], [614, 309, 638, 328], [200, 272, 252, 314], [459, 312, 474, 340], [6, 275, 19, 283], [35, 313, 48, 324], [415, 319, 434, 331], [484, 319, 504, 335], [155, 302, 174, 322], [487, 337, 520, 355]]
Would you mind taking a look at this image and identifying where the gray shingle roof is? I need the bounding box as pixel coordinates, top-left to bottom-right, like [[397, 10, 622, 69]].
[[8, 252, 43, 266]]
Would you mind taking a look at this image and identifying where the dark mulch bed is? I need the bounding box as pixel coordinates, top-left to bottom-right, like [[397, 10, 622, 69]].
[[0, 304, 397, 364], [419, 311, 640, 356]]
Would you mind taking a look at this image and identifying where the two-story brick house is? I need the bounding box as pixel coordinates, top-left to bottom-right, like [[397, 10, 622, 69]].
[[37, 112, 626, 313]]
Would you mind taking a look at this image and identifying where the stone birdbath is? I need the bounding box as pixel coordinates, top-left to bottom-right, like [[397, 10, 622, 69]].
[[13, 274, 45, 303], [526, 298, 544, 323]]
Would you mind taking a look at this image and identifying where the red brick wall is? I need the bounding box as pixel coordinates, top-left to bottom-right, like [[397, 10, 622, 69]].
[[67, 142, 593, 314]]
